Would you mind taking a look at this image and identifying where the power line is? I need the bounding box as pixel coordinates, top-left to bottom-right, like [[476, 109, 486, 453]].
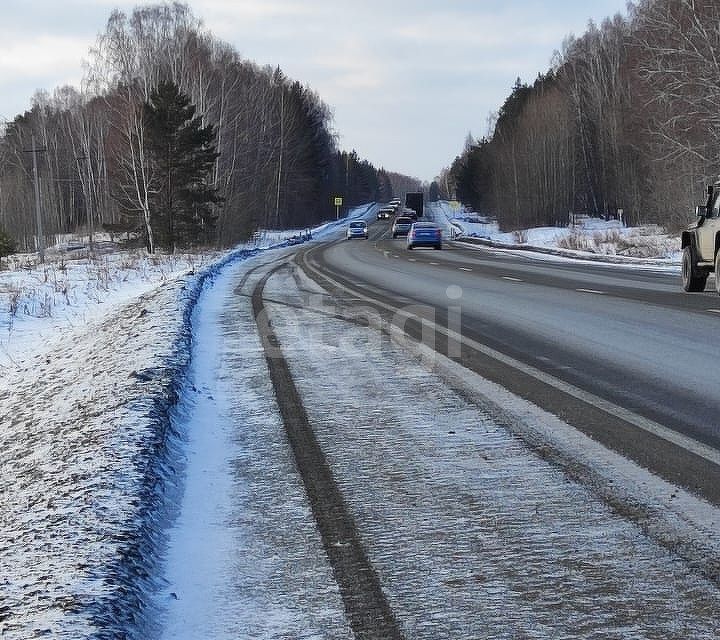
[[24, 134, 47, 263]]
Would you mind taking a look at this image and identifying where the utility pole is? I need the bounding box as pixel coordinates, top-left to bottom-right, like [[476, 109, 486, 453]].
[[4, 120, 47, 262], [29, 134, 46, 263], [275, 85, 284, 229], [76, 156, 95, 256]]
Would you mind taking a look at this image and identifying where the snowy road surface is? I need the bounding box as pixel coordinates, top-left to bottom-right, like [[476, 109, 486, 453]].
[[156, 250, 352, 639], [156, 249, 720, 638]]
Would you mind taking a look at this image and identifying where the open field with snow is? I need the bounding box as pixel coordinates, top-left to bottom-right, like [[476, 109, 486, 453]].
[[0, 249, 213, 370], [0, 205, 374, 372]]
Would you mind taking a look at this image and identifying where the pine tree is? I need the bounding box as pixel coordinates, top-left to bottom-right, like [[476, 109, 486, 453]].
[[144, 81, 221, 250], [0, 227, 16, 267]]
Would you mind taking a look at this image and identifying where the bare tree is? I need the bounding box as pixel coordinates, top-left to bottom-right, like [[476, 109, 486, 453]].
[[0, 2, 395, 250], [633, 0, 720, 173]]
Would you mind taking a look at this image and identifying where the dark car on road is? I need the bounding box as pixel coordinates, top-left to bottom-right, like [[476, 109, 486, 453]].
[[407, 222, 442, 250], [391, 216, 414, 238]]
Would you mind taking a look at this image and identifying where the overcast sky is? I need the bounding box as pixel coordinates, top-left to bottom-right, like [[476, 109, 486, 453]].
[[0, 1, 629, 182]]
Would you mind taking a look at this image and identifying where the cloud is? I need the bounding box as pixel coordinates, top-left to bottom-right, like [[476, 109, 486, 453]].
[[306, 37, 392, 95], [392, 11, 553, 48], [198, 0, 322, 38], [0, 34, 86, 82]]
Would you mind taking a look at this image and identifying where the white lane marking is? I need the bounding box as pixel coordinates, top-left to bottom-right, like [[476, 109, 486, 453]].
[[408, 258, 417, 262], [502, 276, 523, 282], [429, 262, 439, 265], [459, 267, 473, 272], [707, 309, 720, 314], [576, 288, 605, 295]]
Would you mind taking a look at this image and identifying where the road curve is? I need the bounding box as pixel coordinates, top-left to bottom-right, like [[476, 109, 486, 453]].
[[299, 218, 720, 504]]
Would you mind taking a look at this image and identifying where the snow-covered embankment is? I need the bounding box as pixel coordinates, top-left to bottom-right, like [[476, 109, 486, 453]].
[[0, 247, 254, 638]]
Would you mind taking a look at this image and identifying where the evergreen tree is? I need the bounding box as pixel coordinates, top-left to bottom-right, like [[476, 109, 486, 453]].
[[144, 81, 221, 250], [0, 227, 16, 267]]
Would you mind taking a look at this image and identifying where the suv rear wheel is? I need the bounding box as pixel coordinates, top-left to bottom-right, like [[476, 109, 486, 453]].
[[682, 245, 708, 292]]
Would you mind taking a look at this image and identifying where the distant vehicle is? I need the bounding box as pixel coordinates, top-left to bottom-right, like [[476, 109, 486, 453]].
[[377, 206, 394, 220], [389, 198, 401, 207], [401, 207, 418, 220], [407, 222, 442, 250], [391, 216, 414, 238], [405, 192, 424, 218], [346, 220, 368, 240], [286, 229, 312, 245]]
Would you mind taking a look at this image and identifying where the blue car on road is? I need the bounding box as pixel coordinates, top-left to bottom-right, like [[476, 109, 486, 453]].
[[406, 222, 442, 250]]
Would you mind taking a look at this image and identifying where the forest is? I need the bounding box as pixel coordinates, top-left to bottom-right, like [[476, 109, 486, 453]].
[[4, 0, 715, 253], [445, 0, 720, 232], [0, 3, 420, 252]]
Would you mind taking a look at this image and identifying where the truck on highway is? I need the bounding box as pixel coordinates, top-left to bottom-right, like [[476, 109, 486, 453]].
[[405, 192, 424, 218], [682, 182, 720, 293]]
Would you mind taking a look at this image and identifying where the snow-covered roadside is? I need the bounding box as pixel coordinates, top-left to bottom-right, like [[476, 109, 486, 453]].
[[0, 243, 263, 638], [0, 205, 371, 638], [428, 201, 682, 270], [0, 273, 195, 638], [153, 251, 352, 639]]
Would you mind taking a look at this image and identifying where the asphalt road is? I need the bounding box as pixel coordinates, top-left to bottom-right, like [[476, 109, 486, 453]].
[[300, 217, 720, 503]]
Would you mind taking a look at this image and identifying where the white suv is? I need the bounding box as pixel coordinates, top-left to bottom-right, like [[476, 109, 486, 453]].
[[682, 182, 720, 292]]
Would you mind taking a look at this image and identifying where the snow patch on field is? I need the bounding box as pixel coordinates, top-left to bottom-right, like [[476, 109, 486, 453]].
[[0, 250, 216, 371], [430, 201, 681, 264]]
